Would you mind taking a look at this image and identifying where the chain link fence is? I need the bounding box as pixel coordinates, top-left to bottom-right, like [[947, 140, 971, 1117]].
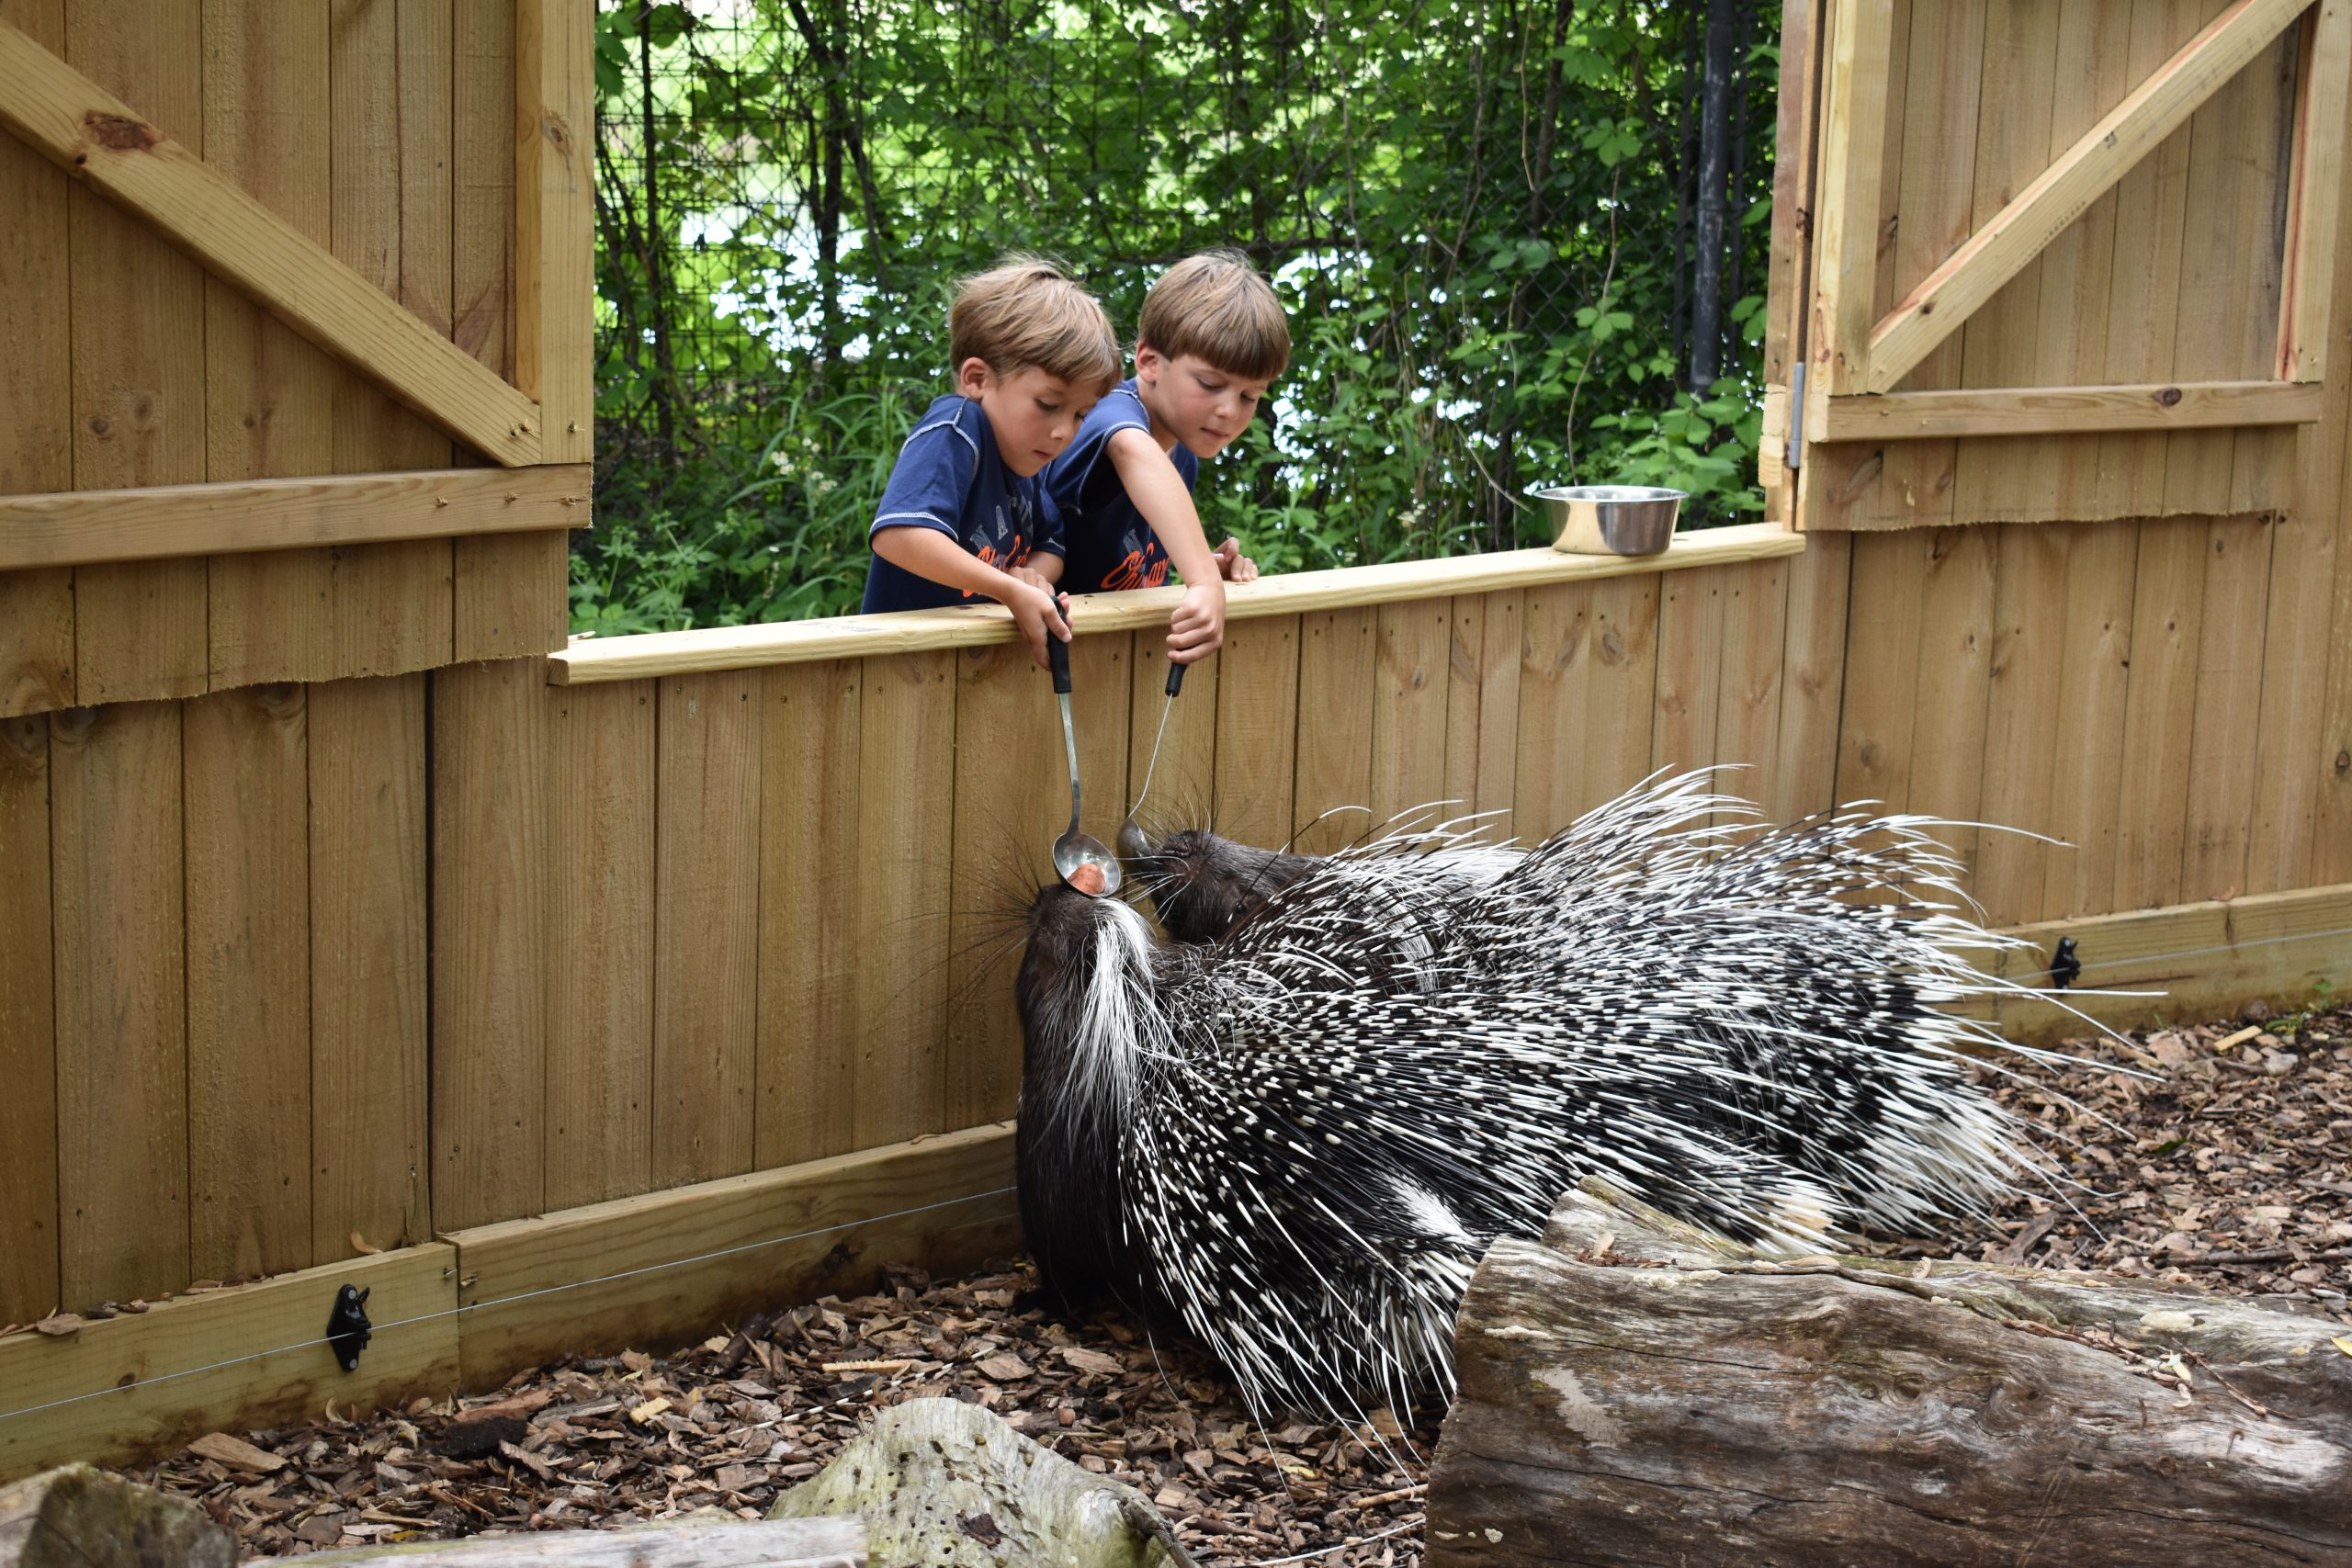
[[585, 0, 1778, 631]]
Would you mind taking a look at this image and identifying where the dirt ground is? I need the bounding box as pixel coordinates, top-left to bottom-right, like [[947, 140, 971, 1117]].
[[111, 998, 2352, 1567]]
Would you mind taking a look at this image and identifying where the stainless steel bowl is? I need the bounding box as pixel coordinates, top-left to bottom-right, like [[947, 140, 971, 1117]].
[[1535, 484, 1686, 556]]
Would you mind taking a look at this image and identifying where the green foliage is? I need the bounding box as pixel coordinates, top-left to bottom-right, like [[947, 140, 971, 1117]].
[[585, 0, 1781, 630]]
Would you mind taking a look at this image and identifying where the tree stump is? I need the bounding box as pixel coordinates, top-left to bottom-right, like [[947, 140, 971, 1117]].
[[1427, 1184, 2352, 1566]]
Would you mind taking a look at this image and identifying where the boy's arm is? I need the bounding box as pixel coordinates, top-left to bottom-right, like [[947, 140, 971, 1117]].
[[872, 526, 1070, 668], [1103, 427, 1227, 664]]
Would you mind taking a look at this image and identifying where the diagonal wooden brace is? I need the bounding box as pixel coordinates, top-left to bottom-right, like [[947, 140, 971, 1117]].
[[0, 18, 544, 467]]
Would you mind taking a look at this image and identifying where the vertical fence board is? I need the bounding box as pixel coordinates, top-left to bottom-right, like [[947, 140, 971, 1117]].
[[1442, 591, 1521, 840], [1651, 566, 1729, 775], [851, 649, 954, 1150], [544, 680, 654, 1211], [0, 0, 74, 718], [1512, 582, 1591, 836], [0, 714, 56, 1323], [1906, 526, 1996, 885], [2094, 0, 2205, 518], [2222, 31, 2299, 518], [1368, 598, 1450, 830], [2248, 124, 2352, 893], [51, 702, 186, 1306], [1873, 0, 1977, 528], [1128, 635, 1218, 841], [651, 671, 762, 1187], [945, 643, 1056, 1134], [1569, 576, 1660, 819], [2040, 521, 2143, 920], [1293, 608, 1377, 853], [66, 0, 207, 705], [2113, 525, 2208, 910], [1712, 558, 1788, 818], [310, 673, 430, 1260], [2165, 25, 2285, 515], [1768, 533, 1851, 824], [1834, 531, 1928, 812], [185, 685, 311, 1280], [200, 0, 338, 689], [1948, 0, 2059, 525], [1973, 525, 2073, 927], [2317, 412, 2352, 885], [1211, 615, 1300, 849], [431, 659, 548, 1230], [757, 660, 861, 1168], [2179, 517, 2278, 900]]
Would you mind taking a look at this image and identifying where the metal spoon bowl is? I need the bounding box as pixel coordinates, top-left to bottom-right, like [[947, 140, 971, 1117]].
[[1048, 637, 1123, 898]]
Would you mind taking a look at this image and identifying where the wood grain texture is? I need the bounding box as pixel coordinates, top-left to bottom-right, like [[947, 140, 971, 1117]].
[[1711, 558, 1787, 818], [2179, 517, 2277, 901], [1126, 635, 1217, 841], [1903, 525, 1996, 886], [431, 659, 548, 1231], [1766, 533, 1850, 825], [1429, 1185, 2352, 1568], [543, 679, 654, 1212], [2112, 524, 2209, 910], [1366, 598, 1450, 831], [62, 0, 208, 705], [1514, 575, 1659, 837], [651, 671, 762, 1188], [1441, 590, 1521, 840], [850, 649, 954, 1150], [2039, 520, 2143, 920], [200, 0, 338, 688], [1809, 0, 1894, 397], [447, 1123, 1019, 1386], [308, 673, 431, 1260], [1832, 530, 1928, 812], [0, 714, 56, 1324], [183, 684, 311, 1280], [1510, 582, 1590, 837], [515, 0, 594, 463], [1648, 564, 1729, 775], [756, 660, 862, 1168], [0, 1, 74, 716], [0, 1244, 458, 1483], [1291, 607, 1377, 853], [1971, 525, 2073, 926], [1210, 615, 1300, 850], [1815, 380, 2320, 441], [49, 701, 186, 1307]]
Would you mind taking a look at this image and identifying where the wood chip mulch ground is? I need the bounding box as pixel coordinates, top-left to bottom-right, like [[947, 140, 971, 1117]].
[[109, 999, 2352, 1567]]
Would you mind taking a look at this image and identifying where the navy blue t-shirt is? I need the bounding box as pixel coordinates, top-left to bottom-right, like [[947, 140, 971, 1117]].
[[1041, 379, 1199, 593], [860, 395, 1062, 615]]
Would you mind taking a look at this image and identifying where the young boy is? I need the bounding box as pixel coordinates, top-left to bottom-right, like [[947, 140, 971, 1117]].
[[1042, 250, 1291, 667], [861, 257, 1122, 668]]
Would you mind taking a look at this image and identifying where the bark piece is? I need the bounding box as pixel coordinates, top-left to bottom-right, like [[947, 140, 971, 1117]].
[[0, 1464, 233, 1568], [1428, 1184, 2352, 1566], [768, 1397, 1199, 1567], [434, 1389, 552, 1461]]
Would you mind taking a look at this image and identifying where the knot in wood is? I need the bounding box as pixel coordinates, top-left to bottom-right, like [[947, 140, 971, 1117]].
[[85, 112, 160, 152]]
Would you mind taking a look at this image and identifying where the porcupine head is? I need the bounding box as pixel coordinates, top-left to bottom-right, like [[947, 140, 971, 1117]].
[[1119, 824, 1317, 943], [1014, 878, 1168, 1314]]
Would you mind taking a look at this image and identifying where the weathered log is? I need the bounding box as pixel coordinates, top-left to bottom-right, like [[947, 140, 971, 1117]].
[[1428, 1184, 2352, 1567], [0, 1465, 232, 1568], [769, 1397, 1196, 1567]]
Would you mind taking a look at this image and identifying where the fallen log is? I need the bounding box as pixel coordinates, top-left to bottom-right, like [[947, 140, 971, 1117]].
[[1427, 1184, 2352, 1567], [297, 1518, 864, 1568]]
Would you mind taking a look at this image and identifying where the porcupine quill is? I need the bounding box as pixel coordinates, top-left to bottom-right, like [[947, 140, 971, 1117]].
[[1015, 771, 2094, 1423]]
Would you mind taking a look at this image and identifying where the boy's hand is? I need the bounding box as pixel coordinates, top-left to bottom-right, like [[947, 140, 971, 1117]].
[[1213, 536, 1259, 583], [1169, 579, 1226, 664], [1003, 579, 1072, 670], [1007, 562, 1059, 596]]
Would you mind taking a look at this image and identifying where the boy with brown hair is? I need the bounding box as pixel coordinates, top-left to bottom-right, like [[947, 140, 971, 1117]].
[[861, 256, 1122, 668], [1042, 250, 1292, 668]]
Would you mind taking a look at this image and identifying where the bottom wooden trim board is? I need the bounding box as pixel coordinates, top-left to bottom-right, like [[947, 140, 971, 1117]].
[[1973, 881, 2352, 1044], [0, 1246, 459, 1483]]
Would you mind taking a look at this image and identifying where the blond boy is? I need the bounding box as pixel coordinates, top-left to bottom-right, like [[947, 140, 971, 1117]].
[[1041, 251, 1291, 666]]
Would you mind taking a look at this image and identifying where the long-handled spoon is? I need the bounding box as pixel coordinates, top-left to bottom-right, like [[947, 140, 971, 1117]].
[[1117, 659, 1183, 863], [1047, 637, 1122, 897]]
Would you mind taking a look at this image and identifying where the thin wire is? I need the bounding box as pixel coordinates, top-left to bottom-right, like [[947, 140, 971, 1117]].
[[0, 1186, 1017, 1427]]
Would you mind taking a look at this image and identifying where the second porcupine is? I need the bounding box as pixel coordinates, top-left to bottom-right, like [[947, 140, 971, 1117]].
[[1022, 772, 2056, 1418]]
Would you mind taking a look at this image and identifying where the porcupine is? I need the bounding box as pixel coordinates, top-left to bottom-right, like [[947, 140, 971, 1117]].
[[1017, 772, 2048, 1419]]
